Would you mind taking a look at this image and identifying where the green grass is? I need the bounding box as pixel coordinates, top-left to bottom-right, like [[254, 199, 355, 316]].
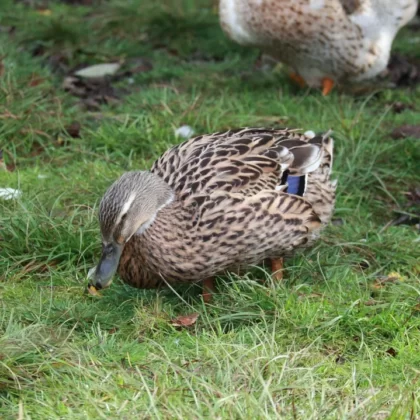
[[1, 0, 420, 418]]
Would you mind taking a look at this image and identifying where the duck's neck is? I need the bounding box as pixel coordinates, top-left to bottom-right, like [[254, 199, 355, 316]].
[[136, 192, 175, 236]]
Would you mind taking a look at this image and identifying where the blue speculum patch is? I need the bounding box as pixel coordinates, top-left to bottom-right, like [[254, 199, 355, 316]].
[[287, 175, 306, 196]]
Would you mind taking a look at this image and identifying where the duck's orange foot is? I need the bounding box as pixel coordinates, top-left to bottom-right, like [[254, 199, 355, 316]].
[[290, 72, 306, 88], [322, 78, 335, 96], [202, 277, 215, 303], [271, 258, 284, 281]]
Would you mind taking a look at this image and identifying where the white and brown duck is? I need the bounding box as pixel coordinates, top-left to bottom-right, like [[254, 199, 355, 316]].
[[219, 0, 418, 94]]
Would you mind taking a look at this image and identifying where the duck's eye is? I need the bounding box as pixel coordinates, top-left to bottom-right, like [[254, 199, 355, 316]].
[[120, 213, 128, 223]]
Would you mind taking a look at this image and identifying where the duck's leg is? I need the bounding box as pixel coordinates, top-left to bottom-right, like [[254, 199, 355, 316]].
[[322, 78, 335, 96], [271, 258, 284, 281], [290, 72, 306, 88], [202, 277, 215, 303]]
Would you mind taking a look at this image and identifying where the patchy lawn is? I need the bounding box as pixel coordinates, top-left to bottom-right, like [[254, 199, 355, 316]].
[[1, 0, 419, 418]]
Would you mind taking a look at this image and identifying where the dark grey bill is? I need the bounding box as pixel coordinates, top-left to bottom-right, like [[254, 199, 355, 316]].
[[91, 242, 123, 289]]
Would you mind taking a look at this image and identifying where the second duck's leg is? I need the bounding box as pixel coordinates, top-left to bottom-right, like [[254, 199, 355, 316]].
[[290, 72, 306, 88], [322, 78, 335, 96], [202, 277, 215, 303], [271, 258, 284, 281]]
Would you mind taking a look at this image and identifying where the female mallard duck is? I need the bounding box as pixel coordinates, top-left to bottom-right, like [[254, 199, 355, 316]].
[[89, 128, 336, 301], [219, 0, 418, 95]]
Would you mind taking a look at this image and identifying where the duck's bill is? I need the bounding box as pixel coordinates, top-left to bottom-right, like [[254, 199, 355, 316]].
[[89, 243, 122, 289]]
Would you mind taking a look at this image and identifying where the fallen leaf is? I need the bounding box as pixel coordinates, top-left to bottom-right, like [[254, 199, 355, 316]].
[[0, 25, 15, 36], [372, 272, 403, 289], [298, 292, 324, 300], [385, 347, 397, 358], [87, 284, 101, 297], [391, 125, 420, 140], [127, 57, 153, 75], [75, 63, 121, 79], [65, 121, 81, 138], [63, 76, 122, 110], [391, 102, 415, 114], [171, 313, 199, 327], [36, 9, 52, 16], [62, 0, 95, 4], [29, 74, 46, 87], [0, 150, 6, 171], [364, 299, 383, 306], [21, 260, 58, 274], [387, 53, 420, 87], [335, 356, 346, 364]]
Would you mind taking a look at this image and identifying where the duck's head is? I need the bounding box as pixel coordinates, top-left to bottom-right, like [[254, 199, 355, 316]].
[[89, 171, 174, 290]]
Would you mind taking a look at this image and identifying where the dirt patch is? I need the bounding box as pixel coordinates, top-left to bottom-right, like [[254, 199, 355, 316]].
[[387, 53, 420, 87], [63, 75, 124, 110], [391, 125, 420, 140], [388, 187, 420, 229]]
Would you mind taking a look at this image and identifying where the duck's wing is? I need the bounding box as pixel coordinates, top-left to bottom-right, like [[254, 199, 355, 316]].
[[151, 128, 325, 204], [189, 189, 322, 259]]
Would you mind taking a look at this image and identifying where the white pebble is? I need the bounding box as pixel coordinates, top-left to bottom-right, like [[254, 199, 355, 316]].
[[175, 125, 195, 139], [304, 130, 316, 139], [0, 188, 22, 200]]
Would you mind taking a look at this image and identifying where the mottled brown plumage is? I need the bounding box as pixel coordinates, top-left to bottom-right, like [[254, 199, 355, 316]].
[[219, 0, 418, 90], [90, 128, 336, 292]]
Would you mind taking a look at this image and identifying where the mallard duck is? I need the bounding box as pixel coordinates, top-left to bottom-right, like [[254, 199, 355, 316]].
[[88, 128, 336, 301], [219, 0, 418, 94]]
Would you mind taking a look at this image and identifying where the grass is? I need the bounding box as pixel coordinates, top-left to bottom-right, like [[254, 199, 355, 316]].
[[1, 0, 420, 418]]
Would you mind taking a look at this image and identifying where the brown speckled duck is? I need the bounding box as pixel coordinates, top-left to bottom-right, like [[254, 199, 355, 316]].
[[219, 0, 418, 94], [89, 128, 336, 301]]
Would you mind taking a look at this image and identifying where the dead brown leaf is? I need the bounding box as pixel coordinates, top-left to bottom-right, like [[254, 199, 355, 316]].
[[364, 299, 383, 306], [385, 347, 397, 358], [335, 355, 346, 364], [387, 53, 420, 87], [63, 76, 123, 110], [21, 259, 58, 274], [29, 74, 46, 87], [126, 57, 153, 75], [298, 292, 324, 300], [87, 284, 101, 297], [391, 102, 415, 114], [372, 272, 403, 289], [171, 313, 199, 328], [391, 125, 420, 140], [62, 0, 96, 4], [65, 121, 81, 138], [0, 150, 7, 171]]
